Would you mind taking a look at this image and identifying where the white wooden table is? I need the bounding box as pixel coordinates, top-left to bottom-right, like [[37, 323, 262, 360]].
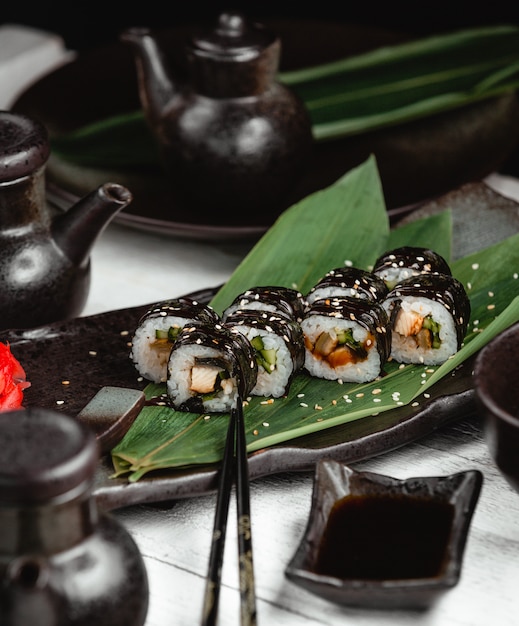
[[3, 24, 519, 626]]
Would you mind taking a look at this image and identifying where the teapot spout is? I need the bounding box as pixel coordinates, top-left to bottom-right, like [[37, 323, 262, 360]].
[[52, 183, 132, 266], [121, 27, 177, 128]]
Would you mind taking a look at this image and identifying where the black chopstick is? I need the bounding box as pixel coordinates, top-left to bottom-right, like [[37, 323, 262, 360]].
[[201, 396, 257, 626], [235, 396, 257, 626], [201, 406, 236, 626]]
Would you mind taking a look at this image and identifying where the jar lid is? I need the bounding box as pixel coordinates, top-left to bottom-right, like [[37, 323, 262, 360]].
[[0, 111, 50, 183], [190, 12, 276, 61], [0, 408, 98, 505]]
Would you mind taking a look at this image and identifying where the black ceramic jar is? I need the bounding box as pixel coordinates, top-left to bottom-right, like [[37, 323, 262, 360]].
[[0, 408, 148, 626]]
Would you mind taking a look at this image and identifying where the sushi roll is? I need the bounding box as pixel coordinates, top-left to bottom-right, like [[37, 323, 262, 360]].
[[222, 286, 306, 322], [373, 246, 452, 289], [382, 273, 471, 365], [301, 297, 391, 383], [166, 323, 258, 413], [130, 297, 220, 383], [225, 308, 305, 398], [305, 267, 388, 307]]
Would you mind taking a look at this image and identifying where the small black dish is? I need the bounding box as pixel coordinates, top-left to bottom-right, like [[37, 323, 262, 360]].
[[474, 321, 519, 494], [285, 460, 482, 609]]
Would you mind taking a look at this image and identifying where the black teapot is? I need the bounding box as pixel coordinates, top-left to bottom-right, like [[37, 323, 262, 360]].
[[121, 12, 313, 220], [0, 111, 132, 330]]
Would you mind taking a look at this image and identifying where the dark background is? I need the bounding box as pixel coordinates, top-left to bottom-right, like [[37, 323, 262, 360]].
[[3, 2, 519, 52]]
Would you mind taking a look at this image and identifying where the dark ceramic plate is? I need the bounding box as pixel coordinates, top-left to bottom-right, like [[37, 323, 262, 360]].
[[1, 181, 518, 511], [0, 294, 477, 513], [285, 460, 483, 609], [12, 19, 519, 240]]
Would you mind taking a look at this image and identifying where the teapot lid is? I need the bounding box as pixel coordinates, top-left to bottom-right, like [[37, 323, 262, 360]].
[[0, 111, 50, 183], [190, 12, 276, 61], [0, 408, 98, 505]]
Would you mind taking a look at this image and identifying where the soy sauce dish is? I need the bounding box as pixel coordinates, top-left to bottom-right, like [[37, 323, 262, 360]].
[[285, 460, 482, 609]]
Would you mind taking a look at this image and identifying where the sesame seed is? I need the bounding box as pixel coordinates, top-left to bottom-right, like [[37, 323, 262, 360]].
[[61, 380, 70, 385], [56, 400, 65, 405], [120, 330, 130, 336], [300, 402, 308, 408], [372, 388, 382, 395], [314, 404, 323, 410], [471, 263, 479, 270], [88, 351, 97, 356], [487, 304, 496, 310], [253, 430, 259, 436]]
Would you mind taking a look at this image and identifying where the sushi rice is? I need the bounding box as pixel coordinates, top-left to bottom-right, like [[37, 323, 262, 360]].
[[130, 298, 219, 383], [382, 273, 470, 365], [383, 296, 459, 365], [225, 309, 305, 398], [166, 323, 258, 413], [301, 297, 390, 383]]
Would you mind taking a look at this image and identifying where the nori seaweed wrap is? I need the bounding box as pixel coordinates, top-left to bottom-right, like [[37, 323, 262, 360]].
[[373, 246, 452, 289], [222, 286, 306, 322], [382, 273, 470, 365], [306, 266, 389, 306], [166, 322, 258, 413], [301, 296, 391, 383], [225, 308, 305, 397]]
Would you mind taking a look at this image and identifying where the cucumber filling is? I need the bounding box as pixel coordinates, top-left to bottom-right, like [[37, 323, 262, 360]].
[[251, 335, 277, 374], [155, 325, 182, 343]]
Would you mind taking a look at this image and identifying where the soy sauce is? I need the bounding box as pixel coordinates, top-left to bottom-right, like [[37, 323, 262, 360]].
[[314, 493, 455, 580]]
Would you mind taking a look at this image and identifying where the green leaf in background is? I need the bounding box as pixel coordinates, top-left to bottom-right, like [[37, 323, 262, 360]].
[[111, 157, 519, 482], [51, 25, 519, 168], [283, 25, 519, 140], [209, 154, 389, 315]]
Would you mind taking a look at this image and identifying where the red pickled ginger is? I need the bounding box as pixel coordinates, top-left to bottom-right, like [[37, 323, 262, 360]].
[[0, 342, 30, 411]]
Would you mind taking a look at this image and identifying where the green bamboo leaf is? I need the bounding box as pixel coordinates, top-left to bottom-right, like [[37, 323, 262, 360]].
[[110, 157, 519, 482], [386, 210, 452, 262], [113, 231, 519, 481], [52, 110, 159, 167], [209, 155, 389, 314], [280, 26, 519, 82]]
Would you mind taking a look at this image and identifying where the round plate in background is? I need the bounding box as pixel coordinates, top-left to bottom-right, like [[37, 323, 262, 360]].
[[12, 20, 519, 240]]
